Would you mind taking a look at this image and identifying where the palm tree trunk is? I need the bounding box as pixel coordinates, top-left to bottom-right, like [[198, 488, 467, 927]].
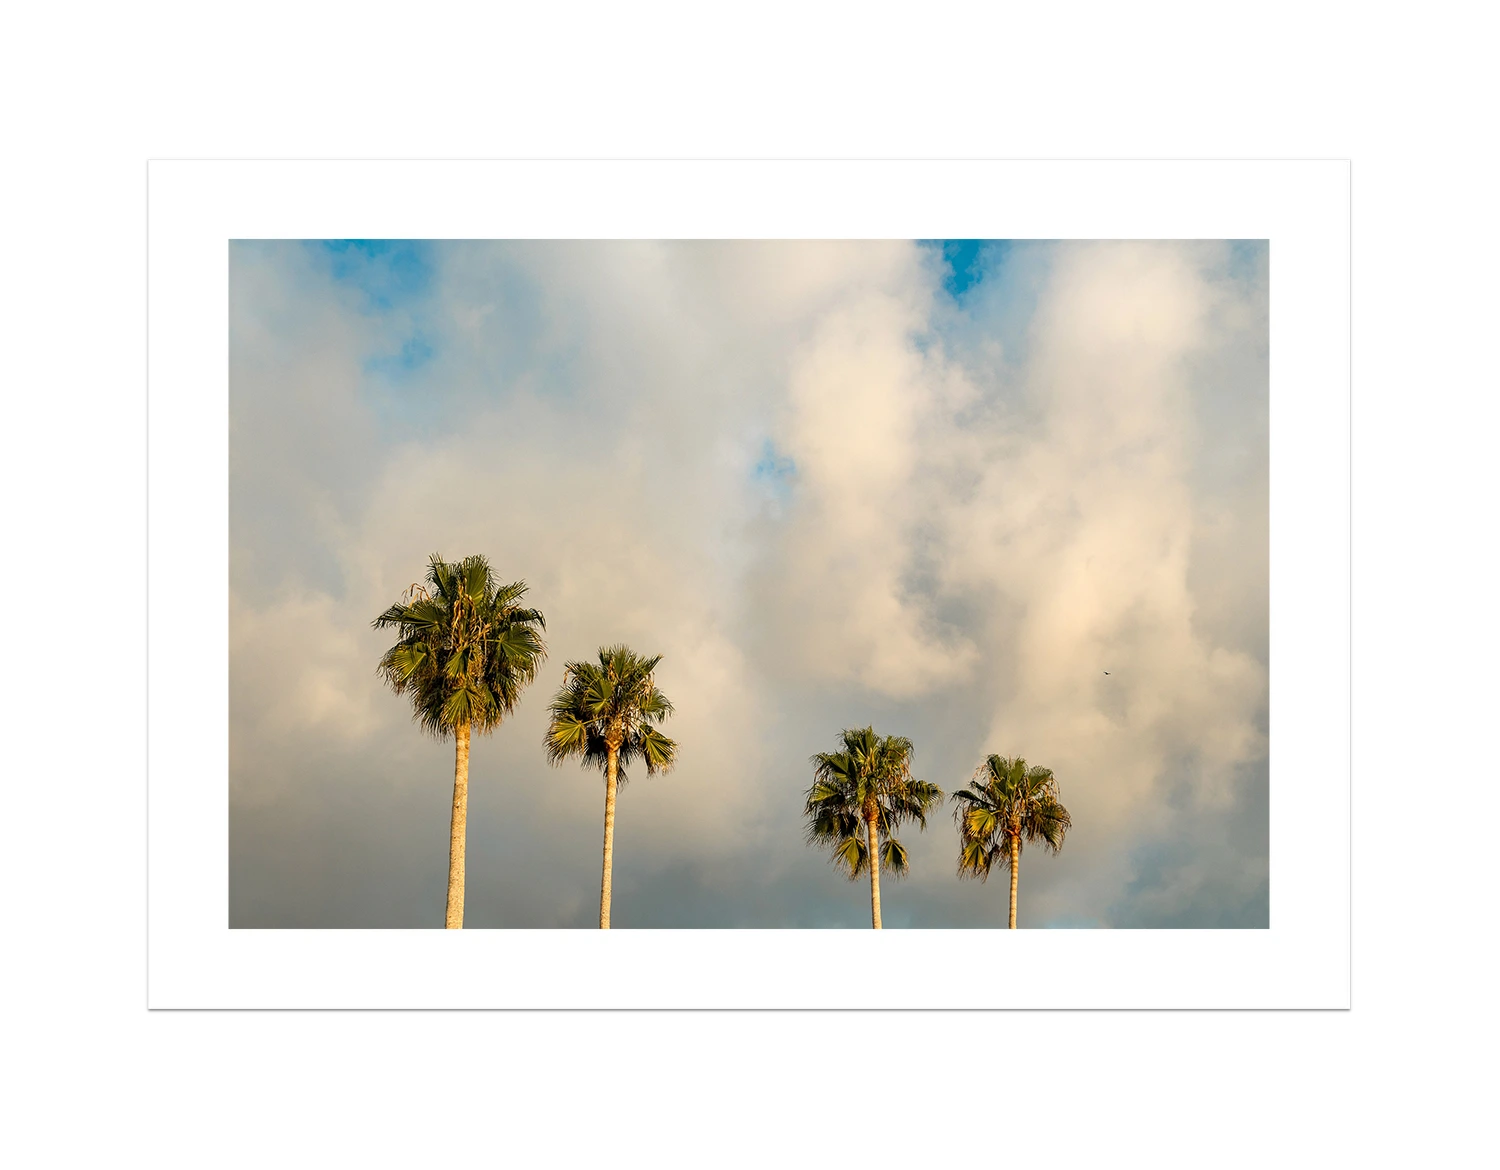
[[445, 722, 471, 929], [1008, 831, 1020, 929], [599, 747, 619, 929], [867, 811, 882, 929]]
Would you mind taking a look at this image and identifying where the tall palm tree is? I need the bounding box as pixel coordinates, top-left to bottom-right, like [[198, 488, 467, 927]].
[[543, 645, 678, 929], [952, 754, 1071, 928], [804, 727, 943, 929], [373, 553, 547, 929]]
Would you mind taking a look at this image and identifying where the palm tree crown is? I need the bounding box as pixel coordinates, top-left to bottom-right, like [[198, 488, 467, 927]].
[[543, 645, 678, 780], [373, 553, 548, 736], [804, 727, 943, 881], [952, 755, 1071, 880]]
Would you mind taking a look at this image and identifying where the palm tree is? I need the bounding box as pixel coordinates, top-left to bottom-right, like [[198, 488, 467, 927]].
[[803, 727, 943, 928], [543, 645, 678, 929], [373, 553, 547, 929], [952, 754, 1071, 928]]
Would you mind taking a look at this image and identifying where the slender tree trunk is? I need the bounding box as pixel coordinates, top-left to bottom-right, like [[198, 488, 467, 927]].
[[1008, 830, 1020, 929], [599, 746, 619, 929], [867, 810, 882, 929], [445, 722, 471, 929]]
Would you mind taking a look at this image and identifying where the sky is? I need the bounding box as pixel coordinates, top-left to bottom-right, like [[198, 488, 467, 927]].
[[228, 238, 1268, 928]]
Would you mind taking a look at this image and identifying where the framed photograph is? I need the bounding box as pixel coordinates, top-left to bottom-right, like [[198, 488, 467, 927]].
[[148, 160, 1349, 1007]]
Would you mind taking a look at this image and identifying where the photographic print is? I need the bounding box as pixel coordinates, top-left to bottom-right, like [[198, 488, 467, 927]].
[[228, 238, 1269, 931]]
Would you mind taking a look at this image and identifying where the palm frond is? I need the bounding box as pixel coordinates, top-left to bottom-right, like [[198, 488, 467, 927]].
[[543, 711, 590, 762], [442, 684, 477, 728], [377, 641, 429, 687], [491, 579, 526, 605], [634, 725, 679, 775], [427, 554, 457, 603], [460, 556, 490, 603], [830, 832, 869, 878], [880, 837, 910, 877], [956, 836, 997, 880], [963, 805, 1000, 839], [370, 603, 411, 630], [1026, 796, 1072, 853], [637, 687, 674, 722]]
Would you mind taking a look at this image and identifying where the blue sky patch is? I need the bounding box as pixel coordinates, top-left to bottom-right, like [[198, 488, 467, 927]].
[[316, 239, 434, 312], [1226, 239, 1268, 284], [363, 333, 435, 378], [752, 439, 796, 500], [941, 239, 986, 298], [923, 239, 1014, 300]]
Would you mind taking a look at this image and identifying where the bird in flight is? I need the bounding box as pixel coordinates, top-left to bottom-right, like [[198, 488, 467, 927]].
[[1103, 671, 1110, 675]]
